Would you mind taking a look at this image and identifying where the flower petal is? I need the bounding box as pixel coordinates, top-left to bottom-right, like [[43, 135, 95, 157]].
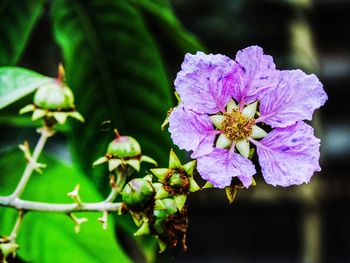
[[233, 45, 278, 106], [255, 121, 321, 187], [175, 52, 237, 114], [258, 69, 328, 128], [169, 106, 216, 158], [197, 148, 256, 188]]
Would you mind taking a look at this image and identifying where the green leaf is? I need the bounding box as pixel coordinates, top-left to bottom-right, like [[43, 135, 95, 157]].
[[130, 0, 204, 53], [0, 67, 54, 110], [0, 0, 44, 65], [51, 0, 174, 183], [0, 150, 130, 263]]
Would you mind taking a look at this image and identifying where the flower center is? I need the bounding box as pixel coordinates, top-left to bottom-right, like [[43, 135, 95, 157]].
[[222, 110, 255, 140], [164, 169, 190, 195]]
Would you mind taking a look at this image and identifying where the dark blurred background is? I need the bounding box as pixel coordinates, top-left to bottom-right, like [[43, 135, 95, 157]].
[[1, 0, 349, 262]]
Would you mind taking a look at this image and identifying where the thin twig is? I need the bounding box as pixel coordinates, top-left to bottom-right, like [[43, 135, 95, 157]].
[[10, 126, 53, 199], [8, 210, 24, 242], [105, 170, 125, 202]]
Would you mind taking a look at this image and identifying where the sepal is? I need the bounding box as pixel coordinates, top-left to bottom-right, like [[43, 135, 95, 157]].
[[125, 159, 140, 172], [169, 149, 182, 169], [225, 186, 238, 204], [151, 168, 168, 181], [19, 104, 35, 114], [182, 160, 196, 176], [92, 156, 108, 167], [157, 238, 167, 253], [174, 194, 187, 211], [155, 185, 170, 199], [140, 155, 157, 166], [32, 109, 46, 120], [203, 181, 214, 189], [189, 178, 200, 192], [134, 220, 151, 236]]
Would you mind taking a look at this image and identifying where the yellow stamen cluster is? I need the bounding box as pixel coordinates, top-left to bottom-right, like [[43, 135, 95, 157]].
[[222, 110, 255, 140]]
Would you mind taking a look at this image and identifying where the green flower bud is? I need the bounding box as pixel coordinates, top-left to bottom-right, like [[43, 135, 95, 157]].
[[34, 83, 74, 111], [122, 178, 154, 211], [153, 198, 177, 219], [152, 198, 178, 235], [107, 136, 141, 158], [168, 172, 183, 187]]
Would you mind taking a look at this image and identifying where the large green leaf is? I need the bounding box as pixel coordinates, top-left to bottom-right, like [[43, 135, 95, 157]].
[[0, 0, 44, 65], [0, 67, 54, 110], [0, 150, 130, 263], [51, 0, 174, 185]]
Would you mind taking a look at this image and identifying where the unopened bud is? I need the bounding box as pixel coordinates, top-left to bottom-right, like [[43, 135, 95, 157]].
[[153, 198, 178, 220], [122, 178, 154, 211], [107, 136, 141, 158], [34, 83, 74, 111]]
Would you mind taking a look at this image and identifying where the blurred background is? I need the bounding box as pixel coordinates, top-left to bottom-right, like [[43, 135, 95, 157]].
[[0, 0, 349, 262]]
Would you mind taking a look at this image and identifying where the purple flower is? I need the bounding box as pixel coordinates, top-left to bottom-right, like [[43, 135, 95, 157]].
[[169, 46, 328, 188]]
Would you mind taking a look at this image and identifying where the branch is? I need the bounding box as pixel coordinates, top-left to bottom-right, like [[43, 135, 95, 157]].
[[0, 197, 122, 213]]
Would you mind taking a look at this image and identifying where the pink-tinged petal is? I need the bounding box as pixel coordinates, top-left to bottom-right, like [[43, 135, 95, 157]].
[[254, 121, 321, 187], [197, 148, 256, 188], [233, 45, 278, 106], [258, 69, 328, 128], [175, 52, 237, 114], [169, 106, 216, 158]]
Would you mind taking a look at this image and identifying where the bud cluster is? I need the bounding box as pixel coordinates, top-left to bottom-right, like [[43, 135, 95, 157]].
[[94, 138, 201, 252]]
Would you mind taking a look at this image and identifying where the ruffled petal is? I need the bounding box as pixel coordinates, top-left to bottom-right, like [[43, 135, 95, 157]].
[[255, 121, 321, 187], [197, 148, 256, 188], [175, 52, 237, 114], [258, 69, 328, 128], [233, 45, 278, 106], [169, 106, 216, 158]]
